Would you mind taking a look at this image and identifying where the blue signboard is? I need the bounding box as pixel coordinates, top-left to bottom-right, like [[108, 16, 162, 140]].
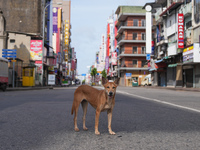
[[126, 73, 132, 77], [81, 74, 86, 76], [146, 54, 151, 60], [2, 49, 17, 58]]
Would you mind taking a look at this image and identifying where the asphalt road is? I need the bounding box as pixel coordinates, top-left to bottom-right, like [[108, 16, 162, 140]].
[[0, 86, 200, 150]]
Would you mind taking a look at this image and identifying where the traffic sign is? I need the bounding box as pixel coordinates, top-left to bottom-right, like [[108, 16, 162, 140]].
[[2, 49, 16, 51], [2, 55, 16, 58], [2, 49, 17, 58]]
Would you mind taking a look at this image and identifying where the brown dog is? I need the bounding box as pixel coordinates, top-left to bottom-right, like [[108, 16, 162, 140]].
[[71, 77, 119, 135]]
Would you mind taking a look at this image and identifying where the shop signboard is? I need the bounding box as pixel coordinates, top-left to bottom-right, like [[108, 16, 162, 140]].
[[111, 52, 117, 65], [183, 45, 194, 63], [126, 73, 132, 79], [105, 56, 109, 70], [53, 7, 58, 33], [48, 74, 55, 85], [178, 14, 184, 48]]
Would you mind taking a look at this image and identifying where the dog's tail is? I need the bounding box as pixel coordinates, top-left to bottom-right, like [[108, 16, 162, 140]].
[[71, 102, 74, 115]]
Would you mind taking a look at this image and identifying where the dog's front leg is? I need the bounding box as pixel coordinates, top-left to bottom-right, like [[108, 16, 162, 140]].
[[95, 109, 101, 135], [107, 109, 115, 135]]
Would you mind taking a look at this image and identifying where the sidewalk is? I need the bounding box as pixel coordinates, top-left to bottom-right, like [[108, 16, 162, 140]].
[[138, 85, 200, 92], [4, 85, 200, 92]]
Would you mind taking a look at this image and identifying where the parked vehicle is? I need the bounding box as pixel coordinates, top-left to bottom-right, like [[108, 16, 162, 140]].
[[0, 58, 8, 91], [141, 74, 152, 86]]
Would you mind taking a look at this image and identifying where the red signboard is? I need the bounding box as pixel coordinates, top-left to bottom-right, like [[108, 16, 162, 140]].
[[178, 14, 184, 48]]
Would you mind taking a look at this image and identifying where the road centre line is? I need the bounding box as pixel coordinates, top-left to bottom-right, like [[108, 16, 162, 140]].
[[117, 90, 200, 113]]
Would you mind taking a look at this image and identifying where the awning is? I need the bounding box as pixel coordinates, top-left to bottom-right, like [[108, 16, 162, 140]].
[[149, 68, 157, 72], [163, 56, 171, 60], [168, 63, 177, 67], [160, 2, 183, 17], [155, 59, 164, 63]]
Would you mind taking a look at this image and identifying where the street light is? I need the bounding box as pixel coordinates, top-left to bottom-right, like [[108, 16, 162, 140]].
[[41, 2, 62, 86]]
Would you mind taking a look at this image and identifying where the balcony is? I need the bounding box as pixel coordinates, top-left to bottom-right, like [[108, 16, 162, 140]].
[[117, 35, 146, 46], [155, 8, 163, 23], [117, 22, 146, 34], [179, 2, 192, 17], [118, 64, 149, 71], [118, 53, 147, 57], [160, 1, 184, 16]]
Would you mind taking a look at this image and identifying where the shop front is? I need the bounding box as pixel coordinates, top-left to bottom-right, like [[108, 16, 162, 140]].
[[183, 43, 200, 88], [155, 59, 167, 87]]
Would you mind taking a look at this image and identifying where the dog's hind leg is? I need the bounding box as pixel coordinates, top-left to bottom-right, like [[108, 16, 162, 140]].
[[81, 100, 88, 131], [73, 99, 81, 132]]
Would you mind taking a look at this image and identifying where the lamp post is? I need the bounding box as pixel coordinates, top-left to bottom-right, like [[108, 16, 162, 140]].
[[41, 2, 62, 86]]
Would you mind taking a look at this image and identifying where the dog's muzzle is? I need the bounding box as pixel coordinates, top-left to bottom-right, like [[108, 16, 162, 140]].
[[108, 92, 113, 98]]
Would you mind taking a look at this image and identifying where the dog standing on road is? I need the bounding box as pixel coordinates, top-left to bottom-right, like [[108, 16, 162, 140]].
[[71, 77, 119, 135]]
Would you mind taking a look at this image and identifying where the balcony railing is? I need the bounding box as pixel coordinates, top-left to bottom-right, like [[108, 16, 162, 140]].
[[119, 64, 148, 68], [117, 22, 145, 30], [117, 35, 146, 42]]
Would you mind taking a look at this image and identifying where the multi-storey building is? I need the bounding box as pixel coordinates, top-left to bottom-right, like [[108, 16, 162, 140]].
[[115, 6, 149, 86], [149, 0, 198, 88]]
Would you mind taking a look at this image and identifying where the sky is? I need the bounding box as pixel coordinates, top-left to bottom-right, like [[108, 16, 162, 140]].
[[71, 0, 154, 75]]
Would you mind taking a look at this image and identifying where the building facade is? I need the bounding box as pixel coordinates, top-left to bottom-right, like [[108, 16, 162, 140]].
[[148, 0, 200, 88], [115, 6, 149, 86]]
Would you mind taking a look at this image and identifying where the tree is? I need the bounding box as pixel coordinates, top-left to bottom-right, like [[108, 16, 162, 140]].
[[90, 68, 97, 85], [101, 69, 107, 79]]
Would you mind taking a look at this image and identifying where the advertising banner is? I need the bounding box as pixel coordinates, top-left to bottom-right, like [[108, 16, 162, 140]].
[[111, 52, 117, 65], [30, 40, 43, 60], [178, 14, 184, 48], [53, 7, 58, 33], [183, 45, 194, 63], [97, 63, 105, 73], [105, 56, 109, 70]]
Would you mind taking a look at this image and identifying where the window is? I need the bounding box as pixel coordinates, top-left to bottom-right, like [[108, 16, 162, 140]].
[[142, 33, 146, 40], [194, 0, 200, 24], [133, 19, 138, 26], [132, 47, 137, 54], [186, 20, 192, 29], [141, 47, 146, 54], [141, 20, 146, 27], [10, 39, 15, 43], [133, 60, 137, 67], [142, 60, 147, 67], [133, 33, 137, 40]]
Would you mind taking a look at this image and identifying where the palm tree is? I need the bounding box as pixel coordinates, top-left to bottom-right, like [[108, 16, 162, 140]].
[[90, 68, 97, 85]]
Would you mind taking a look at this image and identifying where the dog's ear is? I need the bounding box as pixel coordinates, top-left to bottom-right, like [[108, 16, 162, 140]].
[[102, 77, 108, 85], [114, 78, 120, 86]]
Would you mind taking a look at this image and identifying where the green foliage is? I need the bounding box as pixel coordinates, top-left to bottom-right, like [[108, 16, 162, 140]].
[[101, 69, 107, 78], [90, 68, 97, 77]]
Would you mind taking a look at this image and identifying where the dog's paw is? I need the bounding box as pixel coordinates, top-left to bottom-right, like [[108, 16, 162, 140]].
[[75, 127, 79, 132], [109, 131, 116, 135], [83, 127, 88, 131], [95, 131, 100, 135]]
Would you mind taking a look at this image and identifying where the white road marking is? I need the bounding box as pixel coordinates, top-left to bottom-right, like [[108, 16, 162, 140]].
[[117, 90, 200, 113]]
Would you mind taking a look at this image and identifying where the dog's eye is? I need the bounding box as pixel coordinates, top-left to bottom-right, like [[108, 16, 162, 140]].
[[107, 86, 109, 88], [112, 87, 115, 89]]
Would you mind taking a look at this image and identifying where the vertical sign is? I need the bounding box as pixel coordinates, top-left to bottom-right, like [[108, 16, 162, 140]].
[[146, 10, 152, 53], [105, 56, 109, 70], [53, 7, 58, 33], [111, 52, 117, 65], [178, 14, 184, 48]]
